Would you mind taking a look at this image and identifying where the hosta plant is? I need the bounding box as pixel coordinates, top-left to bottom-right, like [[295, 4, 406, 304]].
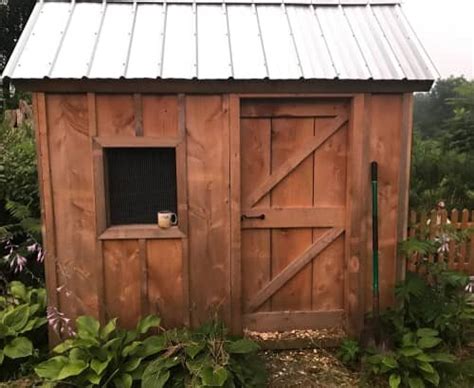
[[364, 328, 456, 388], [141, 320, 267, 387], [35, 315, 165, 387], [0, 281, 47, 379]]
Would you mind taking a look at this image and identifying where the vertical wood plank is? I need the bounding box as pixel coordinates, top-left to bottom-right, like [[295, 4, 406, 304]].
[[449, 209, 458, 268], [139, 239, 148, 316], [87, 93, 97, 137], [460, 209, 469, 271], [142, 95, 179, 138], [397, 93, 414, 281], [186, 95, 231, 327], [368, 94, 403, 309], [33, 93, 60, 344], [270, 118, 314, 311], [47, 94, 98, 322], [96, 94, 135, 136], [229, 94, 242, 334], [241, 118, 271, 313], [134, 93, 143, 137], [177, 94, 190, 327], [344, 94, 369, 333], [147, 240, 184, 328], [103, 240, 141, 328]]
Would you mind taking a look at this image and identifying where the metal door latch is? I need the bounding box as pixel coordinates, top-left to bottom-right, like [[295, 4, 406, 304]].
[[241, 214, 265, 221]]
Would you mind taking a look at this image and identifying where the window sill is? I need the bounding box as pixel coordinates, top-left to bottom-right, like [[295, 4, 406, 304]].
[[99, 225, 185, 240]]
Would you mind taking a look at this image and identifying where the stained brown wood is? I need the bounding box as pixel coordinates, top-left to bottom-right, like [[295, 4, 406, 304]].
[[139, 239, 148, 316], [229, 94, 242, 334], [345, 94, 369, 329], [241, 118, 272, 313], [134, 93, 143, 136], [147, 240, 184, 327], [397, 93, 414, 281], [99, 225, 185, 240], [460, 209, 469, 271], [87, 93, 97, 137], [103, 240, 141, 328], [94, 136, 180, 148], [46, 94, 98, 322], [96, 94, 135, 136], [142, 95, 179, 138], [186, 95, 231, 327], [243, 310, 344, 331], [241, 99, 347, 118], [241, 207, 345, 229], [33, 93, 60, 344], [245, 114, 348, 207], [270, 118, 314, 312], [247, 228, 344, 312]]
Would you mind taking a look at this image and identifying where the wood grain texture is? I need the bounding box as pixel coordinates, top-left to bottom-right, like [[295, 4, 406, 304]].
[[134, 93, 143, 136], [248, 228, 345, 312], [147, 240, 184, 328], [240, 118, 271, 313], [46, 94, 99, 321], [33, 93, 60, 344], [344, 94, 369, 333], [368, 94, 403, 309], [243, 310, 344, 331], [241, 99, 347, 118], [270, 118, 314, 312], [229, 94, 242, 334], [142, 95, 179, 138], [103, 240, 141, 328], [186, 95, 231, 327], [99, 225, 185, 240], [96, 94, 135, 136]]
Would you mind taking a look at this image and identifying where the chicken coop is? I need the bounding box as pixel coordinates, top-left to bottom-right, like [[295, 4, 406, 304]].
[[2, 0, 436, 339]]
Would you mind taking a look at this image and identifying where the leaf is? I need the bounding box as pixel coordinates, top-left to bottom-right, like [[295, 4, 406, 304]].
[[20, 316, 47, 333], [0, 349, 4, 365], [9, 281, 27, 301], [91, 357, 111, 376], [185, 342, 206, 359], [76, 316, 100, 340], [408, 377, 426, 388], [138, 335, 166, 358], [137, 315, 161, 334], [389, 373, 401, 388], [417, 361, 435, 374], [399, 347, 422, 357], [226, 338, 260, 354], [3, 336, 33, 359], [100, 318, 117, 340], [142, 369, 170, 388], [402, 332, 416, 347], [34, 356, 68, 380], [122, 341, 143, 357], [57, 359, 88, 380], [381, 355, 398, 369], [415, 353, 434, 363], [113, 373, 133, 388], [123, 356, 142, 372], [430, 352, 456, 363], [85, 370, 102, 385], [69, 347, 89, 362], [53, 339, 77, 354], [416, 328, 439, 338], [422, 369, 440, 386], [2, 305, 30, 332], [418, 336, 442, 349], [200, 366, 229, 387]]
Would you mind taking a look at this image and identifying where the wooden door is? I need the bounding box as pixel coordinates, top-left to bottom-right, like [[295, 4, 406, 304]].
[[240, 98, 350, 331]]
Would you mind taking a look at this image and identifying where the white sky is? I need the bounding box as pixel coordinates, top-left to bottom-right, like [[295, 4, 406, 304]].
[[403, 0, 474, 79]]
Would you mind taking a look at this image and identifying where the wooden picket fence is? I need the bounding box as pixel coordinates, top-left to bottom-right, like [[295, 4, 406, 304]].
[[407, 209, 474, 275]]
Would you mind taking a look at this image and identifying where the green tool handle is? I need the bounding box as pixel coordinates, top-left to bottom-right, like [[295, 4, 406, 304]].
[[371, 161, 380, 317]]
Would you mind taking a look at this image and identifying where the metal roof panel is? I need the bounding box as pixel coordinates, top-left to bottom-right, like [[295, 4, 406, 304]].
[[2, 0, 437, 81]]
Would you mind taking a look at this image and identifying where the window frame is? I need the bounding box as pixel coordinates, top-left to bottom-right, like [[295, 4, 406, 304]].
[[92, 136, 187, 240]]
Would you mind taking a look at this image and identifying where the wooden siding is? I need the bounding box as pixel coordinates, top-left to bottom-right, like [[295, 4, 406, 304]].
[[34, 92, 413, 338]]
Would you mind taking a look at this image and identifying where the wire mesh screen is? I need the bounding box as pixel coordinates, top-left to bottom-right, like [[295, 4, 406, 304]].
[[105, 147, 177, 225]]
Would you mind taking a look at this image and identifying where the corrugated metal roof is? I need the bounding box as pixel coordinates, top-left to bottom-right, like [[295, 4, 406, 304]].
[[2, 0, 438, 81]]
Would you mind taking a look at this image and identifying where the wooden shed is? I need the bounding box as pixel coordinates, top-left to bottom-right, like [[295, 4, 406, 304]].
[[2, 0, 437, 337]]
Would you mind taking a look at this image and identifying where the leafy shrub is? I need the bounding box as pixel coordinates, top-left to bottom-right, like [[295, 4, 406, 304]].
[[337, 338, 361, 367], [35, 315, 165, 387], [364, 328, 456, 388], [0, 281, 47, 380], [141, 320, 267, 387]]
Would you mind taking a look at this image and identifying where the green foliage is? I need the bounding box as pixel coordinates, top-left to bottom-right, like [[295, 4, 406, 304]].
[[337, 338, 361, 367], [35, 315, 164, 387], [411, 77, 474, 210], [0, 281, 47, 380], [364, 329, 455, 388], [141, 320, 267, 387]]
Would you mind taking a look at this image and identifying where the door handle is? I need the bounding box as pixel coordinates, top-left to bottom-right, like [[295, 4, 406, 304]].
[[241, 214, 265, 221]]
